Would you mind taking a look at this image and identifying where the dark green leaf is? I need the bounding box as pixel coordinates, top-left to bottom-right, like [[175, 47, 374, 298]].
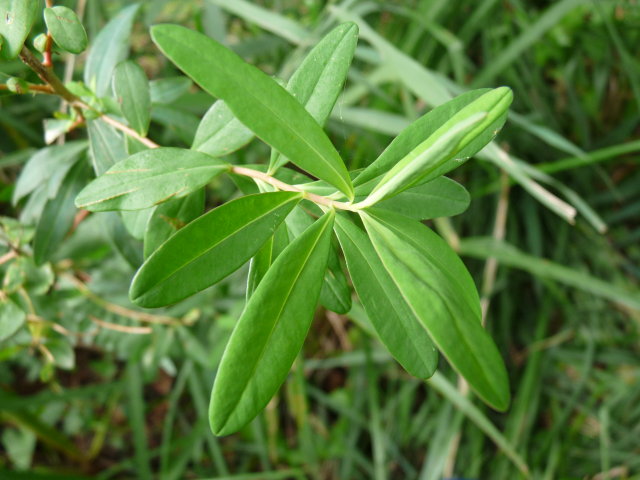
[[191, 100, 253, 157], [269, 22, 358, 172], [113, 61, 151, 135], [84, 3, 140, 96], [0, 298, 26, 342], [76, 148, 227, 211], [151, 24, 354, 199], [44, 6, 88, 54], [246, 224, 289, 299], [334, 214, 438, 378], [34, 161, 88, 265], [0, 0, 39, 59], [361, 210, 510, 411], [209, 210, 335, 436], [130, 192, 301, 307]]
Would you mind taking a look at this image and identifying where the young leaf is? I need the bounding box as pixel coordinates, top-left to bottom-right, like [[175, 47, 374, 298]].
[[143, 189, 205, 258], [44, 6, 88, 54], [151, 24, 354, 199], [191, 100, 254, 157], [354, 88, 512, 189], [75, 148, 227, 211], [209, 210, 335, 436], [84, 3, 140, 96], [113, 61, 151, 136], [358, 112, 487, 207], [361, 211, 510, 411], [269, 22, 358, 172], [130, 192, 301, 308], [375, 177, 470, 220], [34, 161, 88, 265], [0, 0, 39, 60], [334, 214, 438, 379]]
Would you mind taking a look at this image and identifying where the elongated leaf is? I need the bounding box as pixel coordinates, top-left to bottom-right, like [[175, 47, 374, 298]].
[[130, 192, 301, 307], [335, 215, 438, 378], [84, 3, 140, 96], [34, 161, 88, 265], [76, 148, 227, 211], [87, 119, 126, 175], [44, 6, 88, 54], [375, 177, 470, 220], [210, 210, 335, 436], [113, 61, 151, 135], [0, 0, 39, 59], [151, 24, 354, 199], [269, 22, 358, 172], [0, 298, 26, 342], [143, 189, 205, 258], [246, 224, 289, 299], [191, 100, 253, 157], [361, 211, 510, 411], [358, 113, 486, 207]]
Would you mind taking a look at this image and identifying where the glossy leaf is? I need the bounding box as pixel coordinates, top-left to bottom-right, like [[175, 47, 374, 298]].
[[44, 6, 88, 54], [84, 3, 140, 96], [34, 161, 88, 265], [361, 211, 510, 411], [376, 177, 470, 220], [0, 0, 39, 60], [0, 298, 26, 342], [354, 88, 512, 190], [113, 61, 151, 135], [76, 148, 227, 211], [209, 210, 335, 436], [151, 24, 354, 199], [143, 189, 205, 258], [358, 112, 487, 207], [334, 214, 437, 378], [191, 100, 253, 157], [130, 192, 301, 308], [269, 22, 358, 172]]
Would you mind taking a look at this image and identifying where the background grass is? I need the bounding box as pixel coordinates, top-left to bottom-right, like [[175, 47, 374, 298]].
[[1, 0, 639, 479]]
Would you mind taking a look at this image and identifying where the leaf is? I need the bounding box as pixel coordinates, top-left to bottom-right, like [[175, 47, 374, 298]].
[[358, 112, 487, 207], [150, 77, 192, 104], [87, 119, 127, 175], [246, 223, 289, 299], [0, 298, 26, 342], [353, 88, 510, 189], [361, 211, 510, 411], [84, 3, 140, 96], [0, 0, 39, 60], [130, 192, 301, 308], [44, 6, 88, 54], [143, 188, 205, 258], [120, 208, 153, 240], [113, 61, 151, 135], [209, 210, 335, 436], [191, 100, 253, 157], [76, 148, 227, 211], [102, 212, 144, 268], [269, 22, 358, 172], [151, 24, 354, 199], [34, 161, 88, 265], [375, 177, 470, 220], [334, 214, 437, 378]]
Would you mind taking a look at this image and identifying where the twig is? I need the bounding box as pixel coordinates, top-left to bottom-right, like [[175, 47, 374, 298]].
[[90, 316, 152, 335], [0, 250, 17, 265]]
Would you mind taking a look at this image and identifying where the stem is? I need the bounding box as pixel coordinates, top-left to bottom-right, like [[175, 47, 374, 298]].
[[19, 47, 76, 103]]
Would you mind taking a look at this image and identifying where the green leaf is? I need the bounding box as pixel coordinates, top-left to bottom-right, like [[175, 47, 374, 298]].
[[87, 119, 126, 175], [269, 22, 358, 172], [113, 61, 151, 135], [130, 192, 301, 308], [358, 112, 488, 207], [102, 212, 144, 268], [150, 77, 192, 104], [75, 148, 227, 211], [0, 0, 39, 60], [44, 6, 88, 54], [84, 3, 140, 96], [334, 214, 438, 379], [191, 100, 253, 157], [34, 161, 88, 265], [0, 298, 26, 342], [354, 88, 511, 190], [375, 177, 470, 220], [151, 24, 354, 199], [246, 224, 289, 299], [361, 211, 510, 411], [209, 210, 335, 436]]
